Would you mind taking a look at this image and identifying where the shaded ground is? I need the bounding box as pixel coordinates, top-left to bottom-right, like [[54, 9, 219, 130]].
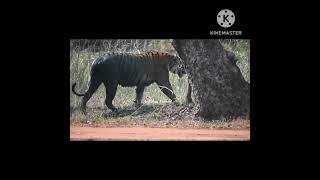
[[71, 103, 194, 119], [70, 127, 250, 141], [70, 103, 250, 141], [71, 103, 194, 125]]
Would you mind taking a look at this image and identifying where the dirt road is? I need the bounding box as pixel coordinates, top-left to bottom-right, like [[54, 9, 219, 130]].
[[70, 126, 250, 141]]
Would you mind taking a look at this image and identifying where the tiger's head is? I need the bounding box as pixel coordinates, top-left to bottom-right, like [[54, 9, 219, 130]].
[[145, 51, 187, 78], [169, 54, 186, 78]]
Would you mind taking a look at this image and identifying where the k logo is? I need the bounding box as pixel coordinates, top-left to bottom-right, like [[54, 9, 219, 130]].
[[217, 9, 235, 28]]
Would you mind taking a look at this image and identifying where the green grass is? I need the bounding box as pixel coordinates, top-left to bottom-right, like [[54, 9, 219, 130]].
[[221, 39, 250, 83]]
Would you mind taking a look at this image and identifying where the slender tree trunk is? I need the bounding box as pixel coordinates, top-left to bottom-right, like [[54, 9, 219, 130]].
[[172, 39, 250, 120]]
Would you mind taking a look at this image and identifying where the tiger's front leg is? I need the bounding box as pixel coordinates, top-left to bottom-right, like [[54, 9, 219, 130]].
[[156, 81, 179, 105], [103, 82, 118, 113], [186, 83, 193, 103]]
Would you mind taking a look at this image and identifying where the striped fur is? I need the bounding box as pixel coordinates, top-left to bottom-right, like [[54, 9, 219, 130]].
[[72, 52, 186, 114]]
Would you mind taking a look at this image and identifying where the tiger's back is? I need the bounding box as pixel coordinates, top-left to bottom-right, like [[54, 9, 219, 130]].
[[92, 52, 174, 87]]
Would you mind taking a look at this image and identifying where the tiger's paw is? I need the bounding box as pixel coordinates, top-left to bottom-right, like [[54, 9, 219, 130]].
[[134, 100, 142, 109], [173, 101, 180, 106]]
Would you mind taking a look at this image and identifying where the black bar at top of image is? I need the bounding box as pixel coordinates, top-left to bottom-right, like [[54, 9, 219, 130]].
[[66, 8, 252, 39]]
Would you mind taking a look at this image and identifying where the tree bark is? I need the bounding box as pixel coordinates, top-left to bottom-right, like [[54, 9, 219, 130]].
[[172, 39, 250, 120]]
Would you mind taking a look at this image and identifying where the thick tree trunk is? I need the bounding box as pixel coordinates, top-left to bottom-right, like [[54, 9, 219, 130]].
[[172, 40, 250, 120]]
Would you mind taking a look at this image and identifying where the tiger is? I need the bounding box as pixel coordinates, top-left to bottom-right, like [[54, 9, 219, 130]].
[[72, 51, 186, 114]]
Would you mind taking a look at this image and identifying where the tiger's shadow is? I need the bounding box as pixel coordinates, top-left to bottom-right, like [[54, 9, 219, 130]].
[[71, 104, 164, 118], [104, 105, 158, 118]]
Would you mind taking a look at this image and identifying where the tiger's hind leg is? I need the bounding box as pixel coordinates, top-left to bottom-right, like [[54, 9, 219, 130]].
[[103, 82, 118, 112], [80, 79, 102, 115], [134, 86, 145, 108]]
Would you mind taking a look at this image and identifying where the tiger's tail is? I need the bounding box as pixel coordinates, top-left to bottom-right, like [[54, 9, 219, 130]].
[[72, 83, 86, 96]]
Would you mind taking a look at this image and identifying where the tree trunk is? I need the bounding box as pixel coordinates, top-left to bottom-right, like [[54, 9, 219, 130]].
[[172, 39, 250, 120]]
